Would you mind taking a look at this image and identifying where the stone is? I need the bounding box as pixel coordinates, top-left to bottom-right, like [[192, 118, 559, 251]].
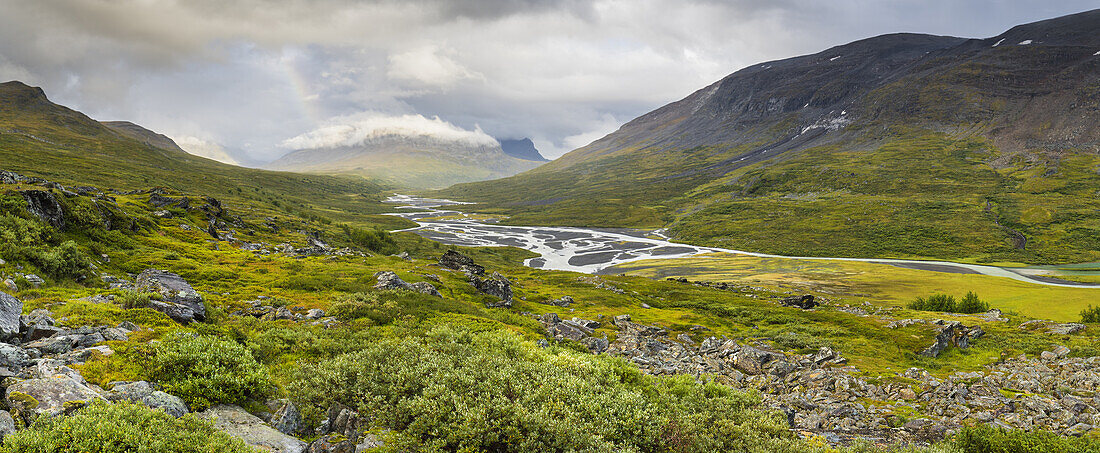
[[136, 269, 205, 321], [107, 381, 189, 418], [201, 404, 307, 453], [306, 435, 356, 453], [23, 274, 44, 286], [2, 280, 15, 293], [438, 250, 484, 276], [1051, 345, 1071, 358], [409, 282, 441, 297], [540, 296, 574, 307], [373, 271, 412, 291], [0, 291, 20, 339], [472, 272, 512, 307], [271, 399, 303, 435], [1049, 323, 1086, 335], [779, 295, 818, 309], [21, 190, 66, 230], [920, 320, 981, 358], [0, 344, 29, 370], [5, 375, 105, 420], [0, 411, 13, 440], [24, 335, 78, 355], [306, 309, 326, 319], [147, 300, 197, 324]]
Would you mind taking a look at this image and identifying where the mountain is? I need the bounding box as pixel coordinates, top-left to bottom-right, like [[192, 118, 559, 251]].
[[0, 80, 397, 221], [266, 135, 544, 189], [438, 10, 1100, 264], [102, 120, 185, 153], [499, 138, 549, 161]]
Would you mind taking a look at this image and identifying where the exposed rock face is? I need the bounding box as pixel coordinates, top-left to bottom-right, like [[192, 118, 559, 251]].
[[920, 320, 984, 358], [106, 381, 188, 418], [373, 271, 440, 297], [779, 295, 818, 309], [5, 375, 105, 421], [498, 138, 549, 162], [539, 296, 574, 307], [147, 300, 197, 324], [438, 250, 485, 275], [201, 404, 307, 453], [0, 292, 21, 340], [471, 272, 512, 307], [21, 190, 65, 230], [270, 400, 303, 436], [136, 269, 205, 321]]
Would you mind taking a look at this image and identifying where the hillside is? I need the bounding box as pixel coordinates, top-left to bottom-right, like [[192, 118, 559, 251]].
[[0, 81, 405, 228], [438, 10, 1100, 264], [499, 137, 549, 161], [267, 134, 544, 189]]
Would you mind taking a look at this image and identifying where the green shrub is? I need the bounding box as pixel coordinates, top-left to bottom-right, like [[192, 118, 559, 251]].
[[290, 325, 800, 452], [116, 289, 156, 309], [953, 424, 1100, 452], [148, 334, 272, 411], [955, 291, 989, 314], [910, 292, 988, 314], [341, 224, 398, 255], [1082, 305, 1100, 323], [0, 401, 256, 453], [909, 294, 957, 312]]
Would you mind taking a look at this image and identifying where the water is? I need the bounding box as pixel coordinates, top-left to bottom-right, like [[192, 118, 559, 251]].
[[385, 195, 1100, 288]]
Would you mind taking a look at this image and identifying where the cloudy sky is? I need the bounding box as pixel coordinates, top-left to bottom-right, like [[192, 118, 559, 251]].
[[0, 1, 1094, 164]]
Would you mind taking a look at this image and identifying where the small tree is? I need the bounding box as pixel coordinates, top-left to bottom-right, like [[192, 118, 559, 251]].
[[909, 294, 956, 312]]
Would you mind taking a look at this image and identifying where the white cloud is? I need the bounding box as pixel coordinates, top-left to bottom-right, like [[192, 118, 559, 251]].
[[279, 112, 499, 150], [387, 45, 483, 88], [173, 135, 241, 165]]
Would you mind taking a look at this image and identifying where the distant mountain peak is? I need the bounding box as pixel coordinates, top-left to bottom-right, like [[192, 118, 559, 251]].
[[0, 81, 51, 108], [498, 138, 548, 161]]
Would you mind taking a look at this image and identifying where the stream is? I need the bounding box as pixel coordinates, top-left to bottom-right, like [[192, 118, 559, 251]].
[[384, 195, 1100, 288]]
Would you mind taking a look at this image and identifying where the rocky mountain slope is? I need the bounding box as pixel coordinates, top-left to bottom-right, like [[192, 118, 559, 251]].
[[0, 81, 397, 223], [499, 138, 549, 161], [267, 135, 544, 189], [439, 9, 1100, 264]]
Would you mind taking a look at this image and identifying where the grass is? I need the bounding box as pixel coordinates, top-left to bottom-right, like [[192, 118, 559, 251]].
[[606, 253, 1100, 322]]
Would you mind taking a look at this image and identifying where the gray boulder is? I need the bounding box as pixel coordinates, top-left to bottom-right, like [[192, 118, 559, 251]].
[[270, 399, 303, 435], [5, 375, 105, 420], [471, 272, 512, 307], [136, 269, 205, 321], [107, 381, 189, 418], [373, 271, 412, 291], [0, 291, 20, 340], [201, 404, 306, 453], [0, 411, 13, 441], [438, 250, 484, 275], [147, 300, 197, 324], [409, 282, 441, 297], [0, 344, 29, 370]]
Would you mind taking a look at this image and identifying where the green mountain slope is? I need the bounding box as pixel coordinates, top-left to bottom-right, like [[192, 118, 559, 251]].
[[0, 81, 401, 226], [438, 10, 1100, 264]]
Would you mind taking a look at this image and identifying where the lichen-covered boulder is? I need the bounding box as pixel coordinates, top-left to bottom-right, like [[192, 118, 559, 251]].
[[201, 404, 307, 453], [5, 375, 105, 421], [106, 381, 189, 418]]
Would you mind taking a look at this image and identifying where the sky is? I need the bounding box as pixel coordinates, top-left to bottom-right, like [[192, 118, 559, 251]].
[[0, 1, 1095, 164]]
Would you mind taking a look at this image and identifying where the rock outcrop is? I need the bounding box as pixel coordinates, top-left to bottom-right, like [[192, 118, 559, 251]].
[[136, 269, 205, 322], [471, 272, 512, 307], [201, 404, 307, 453]]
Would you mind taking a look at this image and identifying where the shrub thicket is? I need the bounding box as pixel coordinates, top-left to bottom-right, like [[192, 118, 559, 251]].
[[953, 424, 1100, 452], [909, 292, 988, 314], [341, 224, 398, 255], [291, 326, 801, 452], [0, 401, 255, 453], [1082, 305, 1100, 323], [148, 334, 272, 411]]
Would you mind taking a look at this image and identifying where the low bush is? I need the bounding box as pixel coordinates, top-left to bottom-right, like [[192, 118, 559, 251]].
[[290, 325, 802, 452], [148, 334, 272, 411], [953, 424, 1100, 452], [116, 289, 156, 309], [1082, 305, 1100, 323], [0, 401, 255, 453], [341, 224, 398, 255], [909, 292, 988, 314]]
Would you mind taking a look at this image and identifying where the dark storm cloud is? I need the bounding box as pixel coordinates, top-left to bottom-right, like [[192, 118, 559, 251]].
[[0, 0, 1095, 162]]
